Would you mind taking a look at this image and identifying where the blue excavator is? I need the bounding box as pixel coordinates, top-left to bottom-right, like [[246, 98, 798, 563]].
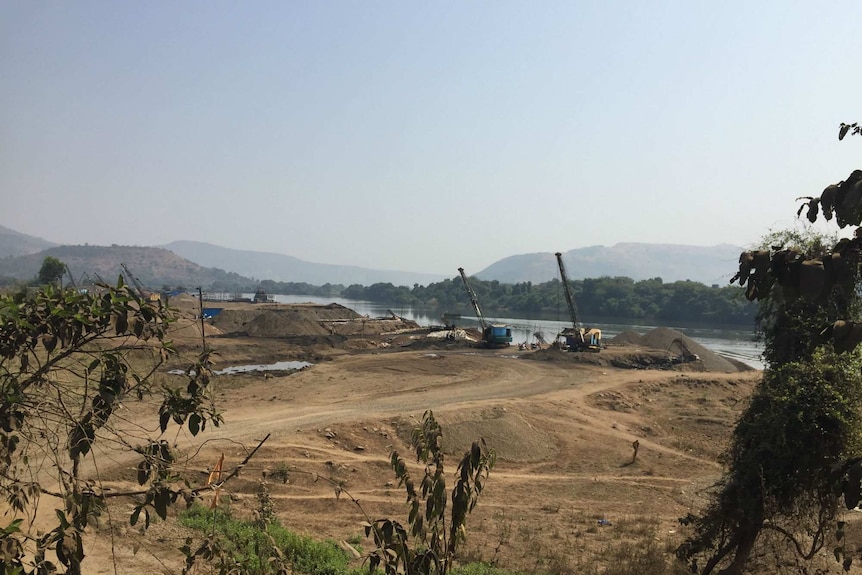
[[457, 267, 512, 347]]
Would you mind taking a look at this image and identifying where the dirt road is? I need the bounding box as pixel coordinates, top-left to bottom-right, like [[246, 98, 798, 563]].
[[83, 338, 759, 574]]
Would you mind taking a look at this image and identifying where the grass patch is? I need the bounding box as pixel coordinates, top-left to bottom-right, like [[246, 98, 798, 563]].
[[181, 504, 640, 575], [451, 563, 530, 575], [180, 504, 353, 575]]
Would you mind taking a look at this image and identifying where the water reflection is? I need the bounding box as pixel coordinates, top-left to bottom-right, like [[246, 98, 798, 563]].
[[169, 360, 312, 376]]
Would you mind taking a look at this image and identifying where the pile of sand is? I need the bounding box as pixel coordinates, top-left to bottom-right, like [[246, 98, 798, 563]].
[[325, 317, 420, 336], [245, 310, 331, 337], [615, 327, 742, 373], [609, 330, 643, 345], [394, 408, 558, 463], [211, 307, 336, 337], [209, 304, 419, 339]]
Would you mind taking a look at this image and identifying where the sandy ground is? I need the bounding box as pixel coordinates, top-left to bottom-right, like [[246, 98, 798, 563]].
[[16, 299, 852, 574]]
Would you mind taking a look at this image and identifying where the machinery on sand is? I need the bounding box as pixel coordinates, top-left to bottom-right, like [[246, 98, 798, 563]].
[[120, 262, 161, 303], [457, 267, 513, 347], [555, 252, 602, 352]]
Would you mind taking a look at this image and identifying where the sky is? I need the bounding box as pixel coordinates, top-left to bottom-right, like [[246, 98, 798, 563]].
[[2, 2, 861, 275]]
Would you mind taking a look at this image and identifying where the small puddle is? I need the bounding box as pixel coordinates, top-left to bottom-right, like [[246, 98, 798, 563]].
[[168, 360, 312, 376]]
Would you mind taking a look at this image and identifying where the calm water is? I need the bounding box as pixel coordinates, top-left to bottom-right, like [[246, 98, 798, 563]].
[[253, 294, 764, 369]]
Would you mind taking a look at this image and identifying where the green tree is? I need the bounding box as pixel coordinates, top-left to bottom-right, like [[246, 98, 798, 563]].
[[365, 410, 495, 575], [0, 278, 226, 574], [677, 172, 862, 572], [37, 255, 66, 286]]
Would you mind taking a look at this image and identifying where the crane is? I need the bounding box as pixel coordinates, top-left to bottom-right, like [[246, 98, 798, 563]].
[[64, 264, 77, 289], [457, 267, 512, 347], [554, 252, 601, 352], [63, 264, 89, 294], [120, 262, 159, 302]]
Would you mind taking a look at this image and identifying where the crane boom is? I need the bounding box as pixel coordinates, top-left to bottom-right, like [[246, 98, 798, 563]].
[[457, 267, 512, 347], [554, 252, 601, 351], [555, 252, 580, 329], [458, 267, 488, 331], [120, 262, 149, 298], [64, 265, 77, 289]]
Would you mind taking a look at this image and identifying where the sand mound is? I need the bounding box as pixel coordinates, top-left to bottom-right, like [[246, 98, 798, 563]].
[[395, 408, 557, 463], [526, 327, 748, 373], [167, 293, 200, 310], [326, 317, 420, 336], [210, 308, 328, 337], [169, 318, 222, 339], [208, 304, 420, 339], [610, 330, 643, 345], [246, 310, 331, 337], [638, 327, 739, 373]]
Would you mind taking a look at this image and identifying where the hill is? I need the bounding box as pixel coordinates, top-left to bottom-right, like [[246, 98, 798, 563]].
[[0, 245, 253, 289], [162, 240, 447, 286], [0, 224, 743, 288], [477, 243, 742, 285], [0, 224, 56, 258]]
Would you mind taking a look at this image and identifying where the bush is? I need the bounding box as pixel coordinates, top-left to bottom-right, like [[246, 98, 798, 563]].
[[180, 504, 352, 575]]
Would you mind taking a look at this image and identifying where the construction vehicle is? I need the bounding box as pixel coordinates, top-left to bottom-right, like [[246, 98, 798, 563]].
[[668, 337, 700, 364], [457, 267, 512, 347], [120, 263, 161, 303], [554, 252, 601, 352]]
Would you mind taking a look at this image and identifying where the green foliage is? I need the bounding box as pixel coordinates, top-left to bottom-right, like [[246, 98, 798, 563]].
[[678, 351, 862, 573], [36, 255, 66, 286], [342, 276, 755, 325], [0, 280, 226, 574], [449, 564, 528, 575], [677, 135, 862, 574], [256, 280, 345, 298], [750, 229, 853, 367], [365, 410, 496, 575], [180, 504, 352, 575]]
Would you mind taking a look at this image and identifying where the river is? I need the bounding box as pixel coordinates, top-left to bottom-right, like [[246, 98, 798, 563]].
[[249, 294, 764, 369]]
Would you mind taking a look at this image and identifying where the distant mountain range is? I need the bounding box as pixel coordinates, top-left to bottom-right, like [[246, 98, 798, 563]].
[[0, 224, 56, 258], [0, 244, 250, 289], [0, 224, 742, 288], [162, 241, 447, 286], [477, 243, 742, 286]]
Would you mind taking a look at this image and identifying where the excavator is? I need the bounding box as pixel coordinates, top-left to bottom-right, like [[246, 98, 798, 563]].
[[555, 252, 602, 352], [457, 267, 513, 347]]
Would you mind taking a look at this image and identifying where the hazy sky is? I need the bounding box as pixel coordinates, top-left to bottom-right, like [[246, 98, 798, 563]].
[[2, 2, 861, 274]]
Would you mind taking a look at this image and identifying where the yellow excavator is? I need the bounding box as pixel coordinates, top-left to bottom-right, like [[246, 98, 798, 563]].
[[555, 252, 601, 352]]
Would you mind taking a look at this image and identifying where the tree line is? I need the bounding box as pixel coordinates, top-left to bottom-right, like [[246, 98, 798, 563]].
[[254, 275, 755, 326], [13, 257, 755, 326]]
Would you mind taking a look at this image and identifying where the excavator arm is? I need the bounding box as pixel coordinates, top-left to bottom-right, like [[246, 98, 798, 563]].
[[120, 262, 149, 299], [555, 252, 581, 330], [555, 252, 600, 350], [457, 268, 512, 347], [458, 267, 488, 331]]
